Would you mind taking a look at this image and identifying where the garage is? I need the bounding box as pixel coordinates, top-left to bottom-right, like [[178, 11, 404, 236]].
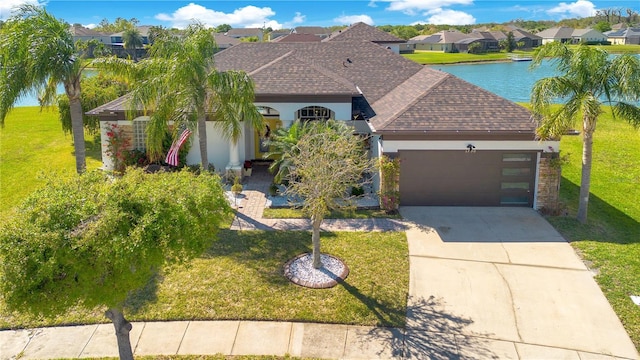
[[399, 150, 538, 207]]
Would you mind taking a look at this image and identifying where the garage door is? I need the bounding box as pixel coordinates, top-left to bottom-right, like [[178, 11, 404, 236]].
[[399, 150, 537, 206]]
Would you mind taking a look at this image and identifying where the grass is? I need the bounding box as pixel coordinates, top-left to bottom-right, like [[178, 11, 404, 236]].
[[544, 107, 640, 349], [262, 207, 401, 219], [403, 50, 514, 64], [0, 106, 103, 220], [1, 230, 409, 329]]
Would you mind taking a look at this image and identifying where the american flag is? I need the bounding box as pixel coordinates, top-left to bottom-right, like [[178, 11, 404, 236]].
[[165, 127, 192, 166]]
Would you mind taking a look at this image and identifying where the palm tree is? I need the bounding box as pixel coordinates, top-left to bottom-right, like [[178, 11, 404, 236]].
[[530, 42, 640, 223], [121, 27, 143, 61], [95, 23, 262, 169], [263, 120, 308, 184], [0, 5, 88, 174]]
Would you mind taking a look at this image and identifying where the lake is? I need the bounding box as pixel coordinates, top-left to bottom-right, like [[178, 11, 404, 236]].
[[431, 60, 557, 103], [15, 70, 98, 107]]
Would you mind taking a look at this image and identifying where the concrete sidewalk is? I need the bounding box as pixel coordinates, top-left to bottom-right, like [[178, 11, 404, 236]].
[[1, 321, 404, 359]]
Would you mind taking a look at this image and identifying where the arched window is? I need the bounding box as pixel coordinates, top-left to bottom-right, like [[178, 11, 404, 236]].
[[296, 106, 334, 122]]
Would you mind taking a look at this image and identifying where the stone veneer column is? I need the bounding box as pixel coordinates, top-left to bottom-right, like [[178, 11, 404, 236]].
[[536, 153, 562, 213]]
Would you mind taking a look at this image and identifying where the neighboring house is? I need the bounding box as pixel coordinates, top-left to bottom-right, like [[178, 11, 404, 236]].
[[605, 28, 640, 45], [69, 25, 110, 44], [213, 33, 241, 50], [225, 28, 264, 42], [571, 28, 606, 43], [269, 29, 292, 41], [409, 30, 470, 52], [510, 28, 542, 48], [322, 22, 406, 54], [110, 25, 152, 58], [272, 33, 322, 42], [536, 27, 575, 44], [293, 26, 331, 39], [89, 41, 560, 209]]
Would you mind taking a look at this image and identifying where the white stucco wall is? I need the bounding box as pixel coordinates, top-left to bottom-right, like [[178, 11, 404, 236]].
[[185, 122, 246, 173], [254, 102, 352, 122]]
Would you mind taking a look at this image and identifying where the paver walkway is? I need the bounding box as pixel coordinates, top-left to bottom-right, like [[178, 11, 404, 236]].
[[1, 166, 638, 359]]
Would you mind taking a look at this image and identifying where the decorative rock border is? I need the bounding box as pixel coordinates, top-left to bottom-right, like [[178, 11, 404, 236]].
[[283, 253, 349, 289]]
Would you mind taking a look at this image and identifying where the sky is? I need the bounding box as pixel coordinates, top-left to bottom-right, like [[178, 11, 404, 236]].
[[1, 0, 638, 29]]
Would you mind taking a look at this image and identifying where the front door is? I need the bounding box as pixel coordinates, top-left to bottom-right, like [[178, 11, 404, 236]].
[[254, 117, 282, 159]]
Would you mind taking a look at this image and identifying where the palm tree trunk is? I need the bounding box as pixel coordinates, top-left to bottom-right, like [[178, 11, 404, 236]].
[[66, 80, 86, 174], [312, 217, 323, 269], [105, 308, 134, 360], [198, 112, 208, 169], [577, 127, 594, 224]]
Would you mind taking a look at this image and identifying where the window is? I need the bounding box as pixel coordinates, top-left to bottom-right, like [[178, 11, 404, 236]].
[[502, 168, 531, 176], [502, 153, 532, 162], [501, 182, 530, 190], [133, 118, 149, 150], [296, 106, 334, 122]]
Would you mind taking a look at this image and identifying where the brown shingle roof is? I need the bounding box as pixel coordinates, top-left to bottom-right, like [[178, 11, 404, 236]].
[[323, 22, 404, 43], [272, 33, 322, 42], [214, 41, 422, 102], [369, 67, 534, 133]]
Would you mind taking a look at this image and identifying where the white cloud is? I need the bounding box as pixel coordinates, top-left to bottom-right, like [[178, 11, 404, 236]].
[[334, 14, 375, 25], [155, 3, 283, 29], [547, 0, 596, 18], [421, 8, 476, 25], [385, 0, 473, 15], [368, 0, 378, 7], [83, 23, 97, 29], [0, 0, 45, 20], [282, 12, 305, 29]]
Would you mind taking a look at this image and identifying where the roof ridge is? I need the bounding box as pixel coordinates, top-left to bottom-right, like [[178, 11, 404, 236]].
[[248, 50, 295, 76], [372, 67, 449, 130]]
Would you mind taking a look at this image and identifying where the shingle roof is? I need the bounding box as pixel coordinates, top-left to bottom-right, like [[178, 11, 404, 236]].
[[213, 33, 241, 48], [536, 27, 574, 39], [214, 41, 422, 103], [225, 28, 262, 37], [369, 67, 534, 133], [69, 26, 105, 37], [323, 22, 404, 43], [294, 26, 330, 35], [271, 33, 322, 42]]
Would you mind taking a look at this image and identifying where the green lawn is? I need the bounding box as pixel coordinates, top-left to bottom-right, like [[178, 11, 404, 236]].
[[403, 50, 514, 64], [546, 108, 640, 349], [1, 230, 409, 329], [0, 106, 102, 220]]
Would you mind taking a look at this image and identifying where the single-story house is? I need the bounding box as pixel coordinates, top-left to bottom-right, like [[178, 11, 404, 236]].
[[536, 27, 575, 44], [605, 28, 640, 45], [89, 40, 560, 209], [213, 33, 241, 51], [409, 30, 471, 52], [272, 33, 322, 42], [293, 26, 331, 39], [570, 28, 606, 43], [225, 28, 264, 42], [322, 22, 406, 54]]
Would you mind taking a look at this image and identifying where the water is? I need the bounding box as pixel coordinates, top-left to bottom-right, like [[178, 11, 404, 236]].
[[15, 70, 98, 107], [431, 60, 557, 103]]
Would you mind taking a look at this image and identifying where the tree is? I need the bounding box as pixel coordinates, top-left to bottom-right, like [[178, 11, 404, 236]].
[[263, 120, 308, 184], [0, 5, 89, 174], [122, 27, 143, 61], [467, 42, 483, 54], [216, 23, 232, 33], [285, 120, 372, 268], [500, 31, 516, 52], [0, 169, 231, 360], [594, 21, 612, 33], [95, 24, 263, 168], [57, 72, 129, 135], [530, 43, 640, 223]]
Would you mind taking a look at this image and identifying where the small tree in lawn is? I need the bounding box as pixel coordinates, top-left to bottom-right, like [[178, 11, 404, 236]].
[[285, 120, 372, 269], [0, 169, 232, 360]]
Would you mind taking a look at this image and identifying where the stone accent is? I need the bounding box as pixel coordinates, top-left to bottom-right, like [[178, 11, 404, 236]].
[[536, 153, 561, 213]]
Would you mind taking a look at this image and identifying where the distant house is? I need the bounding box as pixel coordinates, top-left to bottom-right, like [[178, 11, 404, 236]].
[[409, 30, 474, 53], [571, 28, 606, 44], [109, 25, 152, 58], [69, 25, 110, 44], [505, 26, 543, 48], [225, 28, 264, 42], [293, 26, 331, 39], [213, 33, 241, 50], [272, 33, 322, 42], [605, 28, 640, 45], [536, 27, 575, 44], [322, 22, 406, 54], [269, 29, 292, 41]]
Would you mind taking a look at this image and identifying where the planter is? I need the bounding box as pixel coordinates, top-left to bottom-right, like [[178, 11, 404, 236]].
[[243, 168, 252, 177]]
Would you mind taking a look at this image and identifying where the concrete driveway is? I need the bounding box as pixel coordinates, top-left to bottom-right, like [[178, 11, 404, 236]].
[[400, 207, 638, 360]]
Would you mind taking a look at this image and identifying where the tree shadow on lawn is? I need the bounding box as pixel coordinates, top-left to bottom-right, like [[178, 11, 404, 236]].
[[548, 178, 639, 245], [362, 295, 497, 359]]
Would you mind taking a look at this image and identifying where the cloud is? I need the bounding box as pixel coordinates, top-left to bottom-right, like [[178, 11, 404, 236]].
[[155, 3, 283, 29], [83, 23, 97, 29], [385, 0, 473, 15], [334, 14, 375, 25], [418, 8, 476, 25], [282, 11, 305, 28], [0, 0, 45, 20], [368, 0, 378, 7], [547, 0, 596, 18]]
